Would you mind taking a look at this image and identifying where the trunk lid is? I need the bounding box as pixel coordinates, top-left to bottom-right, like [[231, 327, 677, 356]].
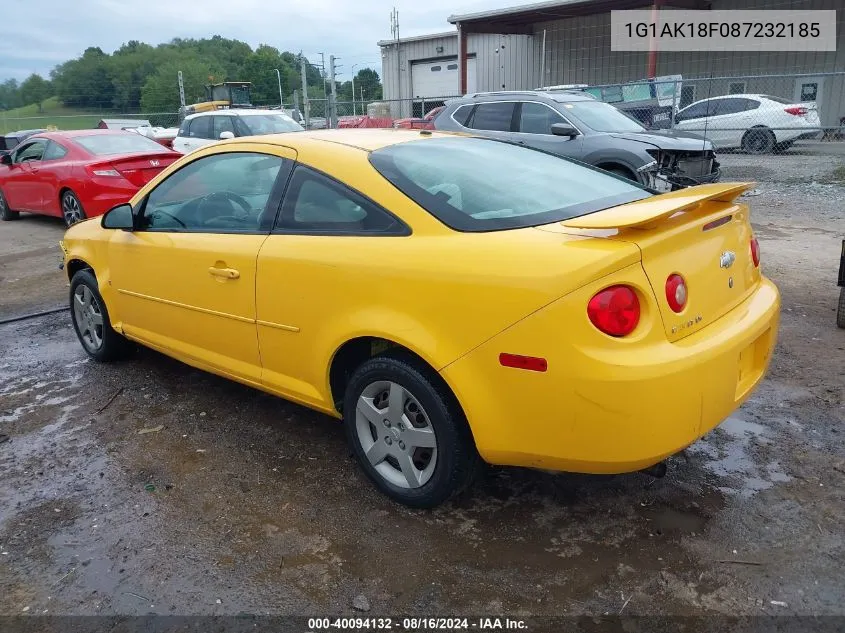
[[541, 182, 761, 342], [97, 152, 179, 186]]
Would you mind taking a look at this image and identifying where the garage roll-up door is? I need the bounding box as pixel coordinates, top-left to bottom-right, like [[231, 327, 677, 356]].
[[411, 57, 477, 99]]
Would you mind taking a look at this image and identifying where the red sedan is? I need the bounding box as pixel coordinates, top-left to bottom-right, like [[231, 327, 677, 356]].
[[0, 130, 179, 226]]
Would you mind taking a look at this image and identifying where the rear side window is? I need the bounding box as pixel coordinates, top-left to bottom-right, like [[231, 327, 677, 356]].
[[370, 137, 649, 232], [43, 141, 68, 161], [189, 117, 213, 139], [275, 167, 408, 235], [467, 102, 515, 131], [451, 104, 474, 126]]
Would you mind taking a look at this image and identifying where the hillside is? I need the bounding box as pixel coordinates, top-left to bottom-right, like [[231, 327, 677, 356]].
[[0, 97, 102, 134]]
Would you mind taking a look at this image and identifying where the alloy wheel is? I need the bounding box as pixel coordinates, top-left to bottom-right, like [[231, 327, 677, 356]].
[[73, 285, 104, 353], [63, 194, 84, 225], [355, 380, 438, 489]]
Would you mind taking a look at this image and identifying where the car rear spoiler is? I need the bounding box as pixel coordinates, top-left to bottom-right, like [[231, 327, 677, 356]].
[[561, 182, 755, 230]]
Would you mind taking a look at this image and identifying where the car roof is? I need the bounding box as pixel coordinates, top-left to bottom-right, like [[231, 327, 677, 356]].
[[219, 128, 462, 153], [186, 108, 293, 119], [457, 90, 595, 103]]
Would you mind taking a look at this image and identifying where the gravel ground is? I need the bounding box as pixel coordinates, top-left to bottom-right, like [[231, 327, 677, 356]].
[[0, 171, 843, 627]]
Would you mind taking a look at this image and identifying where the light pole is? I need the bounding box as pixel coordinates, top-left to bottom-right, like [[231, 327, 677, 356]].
[[274, 69, 283, 109], [351, 64, 359, 116]]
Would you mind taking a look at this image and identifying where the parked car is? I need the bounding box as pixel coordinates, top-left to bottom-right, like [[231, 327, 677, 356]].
[[60, 130, 779, 507], [837, 239, 845, 329], [435, 91, 720, 190], [393, 106, 445, 130], [173, 109, 303, 154], [0, 130, 179, 225], [674, 94, 822, 153], [132, 125, 179, 150], [0, 129, 46, 157]]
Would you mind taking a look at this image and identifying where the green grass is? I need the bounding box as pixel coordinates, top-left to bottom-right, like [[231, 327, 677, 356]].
[[0, 97, 105, 134]]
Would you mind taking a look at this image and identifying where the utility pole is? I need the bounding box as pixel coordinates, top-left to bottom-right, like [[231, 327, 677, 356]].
[[351, 63, 359, 116], [390, 8, 401, 115], [328, 55, 339, 128], [274, 69, 283, 109], [319, 52, 327, 100], [300, 54, 311, 129], [177, 71, 186, 107]]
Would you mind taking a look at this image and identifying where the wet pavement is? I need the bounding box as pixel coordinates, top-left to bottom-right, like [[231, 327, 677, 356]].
[[1, 182, 844, 619]]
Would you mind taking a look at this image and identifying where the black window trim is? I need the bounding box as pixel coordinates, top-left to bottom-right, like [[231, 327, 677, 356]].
[[271, 164, 411, 237], [135, 149, 294, 235]]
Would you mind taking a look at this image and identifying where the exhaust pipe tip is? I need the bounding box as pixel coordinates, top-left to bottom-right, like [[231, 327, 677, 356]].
[[640, 461, 667, 479]]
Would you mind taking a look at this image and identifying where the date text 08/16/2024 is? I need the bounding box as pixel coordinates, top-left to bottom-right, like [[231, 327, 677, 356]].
[[307, 617, 528, 631]]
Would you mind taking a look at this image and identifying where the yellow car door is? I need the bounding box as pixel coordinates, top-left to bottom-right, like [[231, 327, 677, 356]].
[[107, 147, 296, 385], [255, 164, 411, 410]]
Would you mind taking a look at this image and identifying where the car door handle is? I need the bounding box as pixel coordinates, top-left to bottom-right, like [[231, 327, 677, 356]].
[[208, 266, 240, 280]]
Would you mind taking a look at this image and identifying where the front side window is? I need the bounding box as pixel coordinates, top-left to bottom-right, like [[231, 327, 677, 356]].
[[14, 140, 46, 163], [141, 152, 286, 232], [276, 166, 406, 235], [560, 101, 644, 132], [468, 102, 515, 132], [518, 102, 566, 134], [75, 133, 165, 155], [677, 101, 710, 121], [43, 141, 68, 161], [370, 137, 649, 232]]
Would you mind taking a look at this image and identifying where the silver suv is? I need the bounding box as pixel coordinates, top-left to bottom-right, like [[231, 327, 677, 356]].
[[433, 91, 720, 190]]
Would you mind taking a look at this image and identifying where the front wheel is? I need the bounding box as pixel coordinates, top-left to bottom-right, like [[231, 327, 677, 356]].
[[0, 189, 19, 221], [343, 355, 479, 508], [70, 270, 131, 361], [62, 190, 86, 226]]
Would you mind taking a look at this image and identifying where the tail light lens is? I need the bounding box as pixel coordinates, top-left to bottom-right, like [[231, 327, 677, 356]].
[[784, 106, 808, 116], [91, 168, 121, 177], [665, 274, 687, 313], [587, 285, 640, 337], [750, 237, 760, 267]]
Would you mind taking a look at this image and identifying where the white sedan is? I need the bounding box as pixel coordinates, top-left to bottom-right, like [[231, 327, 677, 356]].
[[172, 109, 303, 154], [674, 94, 821, 153]]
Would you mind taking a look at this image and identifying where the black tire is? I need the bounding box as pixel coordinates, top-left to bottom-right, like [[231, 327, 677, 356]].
[[343, 353, 480, 508], [837, 287, 845, 330], [61, 190, 87, 226], [69, 269, 131, 362], [742, 128, 776, 155], [0, 189, 19, 221]]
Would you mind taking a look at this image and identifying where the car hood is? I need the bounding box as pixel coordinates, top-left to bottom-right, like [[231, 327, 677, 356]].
[[608, 131, 713, 151]]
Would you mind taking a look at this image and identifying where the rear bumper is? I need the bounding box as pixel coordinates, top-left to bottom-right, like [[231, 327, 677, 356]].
[[440, 276, 780, 474]]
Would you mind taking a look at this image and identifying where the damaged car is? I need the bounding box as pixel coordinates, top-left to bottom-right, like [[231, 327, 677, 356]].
[[434, 90, 720, 190]]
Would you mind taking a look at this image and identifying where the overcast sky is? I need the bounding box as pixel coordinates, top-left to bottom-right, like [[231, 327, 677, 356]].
[[1, 0, 531, 83]]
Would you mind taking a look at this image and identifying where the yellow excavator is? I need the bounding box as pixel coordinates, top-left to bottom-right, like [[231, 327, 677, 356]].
[[179, 81, 253, 120]]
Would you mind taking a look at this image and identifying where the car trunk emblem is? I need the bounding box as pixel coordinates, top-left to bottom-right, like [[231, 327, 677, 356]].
[[720, 251, 736, 269]]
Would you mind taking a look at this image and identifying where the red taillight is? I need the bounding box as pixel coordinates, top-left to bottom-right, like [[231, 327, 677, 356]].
[[784, 106, 808, 116], [750, 237, 760, 267], [665, 274, 687, 313], [587, 285, 640, 337], [499, 353, 548, 372]]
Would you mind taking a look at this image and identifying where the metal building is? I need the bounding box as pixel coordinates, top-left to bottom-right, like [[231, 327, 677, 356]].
[[379, 0, 845, 128]]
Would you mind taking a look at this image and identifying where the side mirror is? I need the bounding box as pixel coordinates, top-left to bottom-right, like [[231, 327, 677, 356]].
[[101, 203, 134, 230], [0, 153, 12, 166], [219, 131, 235, 140], [551, 123, 579, 138]]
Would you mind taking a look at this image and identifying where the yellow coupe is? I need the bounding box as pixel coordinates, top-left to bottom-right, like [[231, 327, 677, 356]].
[[61, 130, 780, 507]]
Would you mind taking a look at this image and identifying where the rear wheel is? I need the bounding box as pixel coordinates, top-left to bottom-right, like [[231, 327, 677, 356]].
[[343, 354, 479, 508], [70, 270, 131, 361], [62, 190, 86, 226], [0, 189, 19, 221], [742, 128, 776, 154]]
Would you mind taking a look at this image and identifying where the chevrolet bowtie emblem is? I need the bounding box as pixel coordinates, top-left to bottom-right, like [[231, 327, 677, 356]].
[[719, 251, 736, 269]]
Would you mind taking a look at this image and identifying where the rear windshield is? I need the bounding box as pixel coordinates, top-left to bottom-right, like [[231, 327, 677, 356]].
[[369, 137, 650, 232], [75, 133, 166, 155], [237, 114, 303, 135]]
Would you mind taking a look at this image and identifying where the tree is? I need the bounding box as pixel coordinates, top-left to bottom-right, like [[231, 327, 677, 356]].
[[20, 74, 52, 112], [0, 79, 22, 110], [353, 68, 382, 101]]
